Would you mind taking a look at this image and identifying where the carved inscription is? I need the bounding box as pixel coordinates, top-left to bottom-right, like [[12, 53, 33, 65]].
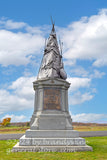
[[44, 88, 61, 110]]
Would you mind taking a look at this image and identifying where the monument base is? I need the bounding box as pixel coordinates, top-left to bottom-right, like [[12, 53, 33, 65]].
[[12, 143, 92, 152], [12, 134, 92, 152], [12, 78, 92, 152]]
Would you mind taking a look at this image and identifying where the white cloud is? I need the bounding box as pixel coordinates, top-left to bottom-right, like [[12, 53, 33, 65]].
[[0, 76, 35, 114], [67, 77, 94, 105], [0, 89, 33, 113], [69, 91, 94, 105], [0, 29, 44, 66], [67, 78, 94, 105], [59, 9, 107, 67], [1, 114, 26, 122], [9, 76, 35, 99], [90, 69, 106, 79], [67, 67, 105, 80], [1, 10, 107, 67], [0, 18, 47, 66], [69, 66, 88, 77], [0, 18, 50, 35], [64, 59, 76, 66], [93, 58, 107, 67], [0, 19, 27, 29], [26, 26, 43, 35], [67, 77, 91, 91], [72, 113, 107, 122]]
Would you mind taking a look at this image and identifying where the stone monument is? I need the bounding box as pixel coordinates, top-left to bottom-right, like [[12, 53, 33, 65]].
[[12, 23, 92, 152]]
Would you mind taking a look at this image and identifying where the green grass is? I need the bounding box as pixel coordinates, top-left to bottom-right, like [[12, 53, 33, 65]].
[[0, 137, 107, 160]]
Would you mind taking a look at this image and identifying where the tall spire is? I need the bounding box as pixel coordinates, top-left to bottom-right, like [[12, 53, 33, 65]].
[[51, 23, 55, 34], [37, 23, 67, 80], [51, 16, 55, 34]]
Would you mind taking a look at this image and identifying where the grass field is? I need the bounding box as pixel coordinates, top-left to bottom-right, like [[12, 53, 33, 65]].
[[0, 125, 107, 134], [73, 125, 107, 131], [0, 126, 29, 134], [0, 137, 107, 160]]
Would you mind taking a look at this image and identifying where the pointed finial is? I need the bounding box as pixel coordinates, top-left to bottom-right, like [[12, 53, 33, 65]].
[[51, 16, 55, 34]]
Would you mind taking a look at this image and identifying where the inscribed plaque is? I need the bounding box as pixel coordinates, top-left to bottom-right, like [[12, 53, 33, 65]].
[[44, 88, 61, 110]]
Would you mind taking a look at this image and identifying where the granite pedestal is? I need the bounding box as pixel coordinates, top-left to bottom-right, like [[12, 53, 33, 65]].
[[12, 78, 92, 152]]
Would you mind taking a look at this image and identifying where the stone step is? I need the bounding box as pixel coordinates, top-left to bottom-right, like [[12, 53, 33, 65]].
[[19, 135, 86, 146], [12, 142, 93, 152], [25, 129, 79, 138]]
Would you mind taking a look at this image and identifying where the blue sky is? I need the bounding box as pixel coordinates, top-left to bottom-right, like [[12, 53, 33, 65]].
[[0, 0, 107, 123]]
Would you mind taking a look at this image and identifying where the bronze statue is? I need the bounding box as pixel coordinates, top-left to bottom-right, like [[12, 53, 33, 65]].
[[37, 24, 67, 80]]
